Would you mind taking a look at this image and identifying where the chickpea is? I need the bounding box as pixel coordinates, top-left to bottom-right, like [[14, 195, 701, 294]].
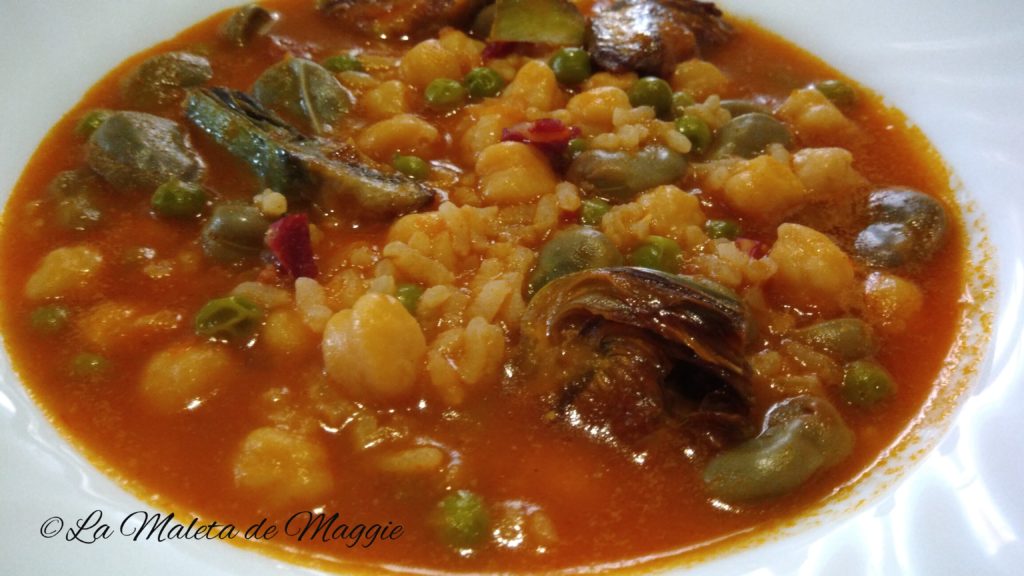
[[567, 86, 631, 132], [722, 155, 807, 223], [140, 343, 235, 413], [768, 223, 856, 313], [356, 114, 441, 162], [670, 59, 729, 100], [399, 39, 462, 90], [502, 60, 563, 112], [360, 80, 410, 121], [777, 88, 857, 140], [261, 308, 318, 357], [863, 271, 923, 334], [322, 293, 427, 406], [475, 142, 557, 205], [233, 427, 333, 510], [791, 147, 866, 200], [24, 245, 103, 300]]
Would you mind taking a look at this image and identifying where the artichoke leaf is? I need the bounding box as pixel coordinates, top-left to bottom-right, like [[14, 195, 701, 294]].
[[184, 87, 432, 219], [184, 87, 311, 195], [522, 267, 750, 383]]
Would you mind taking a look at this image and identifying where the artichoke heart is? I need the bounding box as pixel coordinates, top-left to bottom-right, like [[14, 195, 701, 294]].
[[509, 267, 752, 453]]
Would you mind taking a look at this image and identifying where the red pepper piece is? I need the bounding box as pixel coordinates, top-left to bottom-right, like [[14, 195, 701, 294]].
[[265, 213, 318, 279], [482, 41, 524, 60], [501, 118, 581, 157]]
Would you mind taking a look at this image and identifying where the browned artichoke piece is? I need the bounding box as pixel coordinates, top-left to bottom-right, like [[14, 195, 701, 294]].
[[316, 0, 488, 37], [184, 88, 433, 220], [511, 267, 752, 448], [588, 0, 732, 77], [522, 267, 750, 381]]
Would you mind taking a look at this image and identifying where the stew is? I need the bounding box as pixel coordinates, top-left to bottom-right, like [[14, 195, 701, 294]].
[[0, 0, 966, 572]]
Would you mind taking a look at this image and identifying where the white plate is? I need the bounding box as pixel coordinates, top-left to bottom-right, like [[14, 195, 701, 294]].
[[1, 1, 1023, 574]]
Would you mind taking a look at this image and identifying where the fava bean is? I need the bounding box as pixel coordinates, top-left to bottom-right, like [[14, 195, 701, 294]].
[[709, 113, 792, 159], [704, 395, 853, 501], [201, 204, 270, 264], [580, 198, 611, 226], [568, 145, 687, 203], [528, 227, 623, 295], [794, 318, 875, 361], [814, 79, 857, 107]]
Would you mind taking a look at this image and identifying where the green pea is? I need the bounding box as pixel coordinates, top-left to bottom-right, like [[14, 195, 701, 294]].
[[674, 115, 712, 154], [74, 109, 113, 137], [580, 198, 611, 226], [628, 235, 681, 273], [435, 490, 490, 549], [30, 305, 71, 334], [566, 137, 588, 159], [705, 219, 741, 240], [549, 47, 591, 85], [195, 295, 262, 343], [425, 78, 468, 111], [151, 178, 208, 218], [393, 154, 429, 180], [814, 79, 857, 107], [671, 91, 695, 118], [395, 283, 425, 314], [628, 77, 673, 118], [463, 67, 505, 98], [70, 353, 109, 379], [321, 54, 365, 73], [842, 359, 896, 407]]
